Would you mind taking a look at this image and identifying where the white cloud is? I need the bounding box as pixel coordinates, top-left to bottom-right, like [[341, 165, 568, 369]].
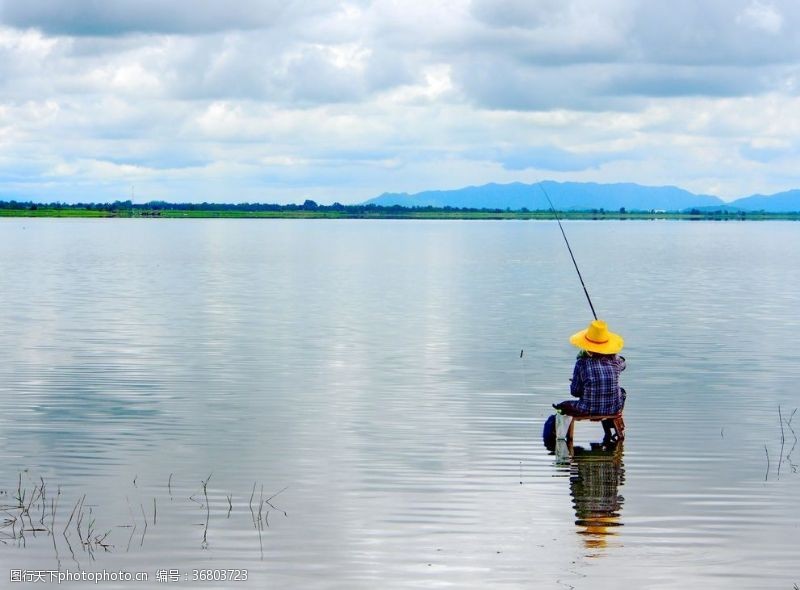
[[2, 1, 800, 203], [738, 1, 783, 34]]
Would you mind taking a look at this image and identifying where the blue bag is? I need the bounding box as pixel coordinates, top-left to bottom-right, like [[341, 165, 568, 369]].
[[542, 414, 556, 450]]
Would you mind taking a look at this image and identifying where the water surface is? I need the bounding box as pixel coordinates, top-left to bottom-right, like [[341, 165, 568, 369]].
[[0, 219, 798, 588]]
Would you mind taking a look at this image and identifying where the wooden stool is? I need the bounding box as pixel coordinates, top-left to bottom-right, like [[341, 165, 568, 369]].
[[566, 413, 625, 442]]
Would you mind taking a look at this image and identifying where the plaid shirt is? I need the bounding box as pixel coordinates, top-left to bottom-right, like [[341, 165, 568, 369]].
[[570, 355, 626, 415]]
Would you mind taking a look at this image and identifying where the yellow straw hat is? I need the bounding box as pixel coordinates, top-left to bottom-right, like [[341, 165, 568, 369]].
[[569, 319, 624, 354]]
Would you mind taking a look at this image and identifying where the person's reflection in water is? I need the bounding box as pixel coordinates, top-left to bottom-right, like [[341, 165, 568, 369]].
[[546, 436, 625, 553], [568, 441, 625, 552]]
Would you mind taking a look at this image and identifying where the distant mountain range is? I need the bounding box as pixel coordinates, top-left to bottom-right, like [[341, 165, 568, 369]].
[[364, 181, 800, 212]]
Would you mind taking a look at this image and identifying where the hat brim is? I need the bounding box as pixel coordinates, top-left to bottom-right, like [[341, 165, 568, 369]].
[[569, 329, 624, 354]]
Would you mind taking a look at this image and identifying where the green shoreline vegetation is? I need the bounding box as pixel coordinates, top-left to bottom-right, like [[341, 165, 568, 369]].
[[1, 199, 799, 220]]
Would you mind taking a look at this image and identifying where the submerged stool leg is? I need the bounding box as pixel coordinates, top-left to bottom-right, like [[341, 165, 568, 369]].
[[601, 418, 614, 440]]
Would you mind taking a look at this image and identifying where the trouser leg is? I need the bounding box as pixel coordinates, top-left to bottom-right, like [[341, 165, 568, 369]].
[[601, 419, 614, 439]]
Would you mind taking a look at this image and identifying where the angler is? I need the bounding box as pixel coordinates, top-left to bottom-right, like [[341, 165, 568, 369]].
[[536, 184, 628, 444], [552, 319, 627, 442]]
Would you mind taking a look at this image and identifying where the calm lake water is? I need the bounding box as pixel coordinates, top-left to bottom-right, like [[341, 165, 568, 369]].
[[0, 219, 798, 589]]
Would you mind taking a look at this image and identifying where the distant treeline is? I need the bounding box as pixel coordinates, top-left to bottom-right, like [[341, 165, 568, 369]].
[[0, 199, 756, 213], [0, 199, 795, 219], [1, 198, 518, 213]]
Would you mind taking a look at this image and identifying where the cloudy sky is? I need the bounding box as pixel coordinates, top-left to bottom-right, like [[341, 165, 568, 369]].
[[2, 0, 800, 204]]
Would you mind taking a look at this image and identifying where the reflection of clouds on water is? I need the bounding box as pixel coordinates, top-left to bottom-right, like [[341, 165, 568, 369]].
[[0, 354, 167, 473], [2, 220, 800, 586], [569, 443, 625, 552]]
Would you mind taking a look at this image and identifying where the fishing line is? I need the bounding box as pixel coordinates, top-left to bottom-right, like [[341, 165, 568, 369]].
[[537, 183, 598, 320]]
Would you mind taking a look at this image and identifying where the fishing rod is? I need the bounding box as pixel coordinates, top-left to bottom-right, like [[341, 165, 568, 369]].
[[536, 183, 598, 320]]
